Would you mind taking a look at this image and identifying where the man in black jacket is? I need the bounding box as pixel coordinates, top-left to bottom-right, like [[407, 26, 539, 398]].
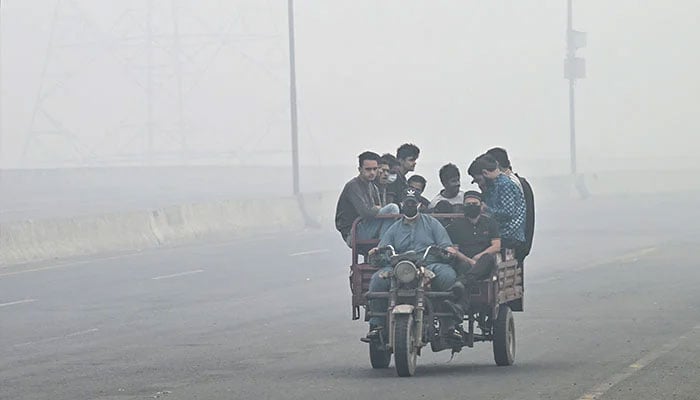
[[386, 143, 420, 205], [335, 151, 400, 246]]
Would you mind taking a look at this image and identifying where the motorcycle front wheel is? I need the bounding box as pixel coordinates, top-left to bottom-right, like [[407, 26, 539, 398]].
[[393, 314, 418, 377]]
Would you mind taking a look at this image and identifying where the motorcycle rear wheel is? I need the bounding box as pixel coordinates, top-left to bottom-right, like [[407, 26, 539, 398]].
[[369, 342, 391, 369], [493, 305, 516, 366]]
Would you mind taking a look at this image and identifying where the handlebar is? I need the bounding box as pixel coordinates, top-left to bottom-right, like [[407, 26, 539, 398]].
[[377, 245, 396, 256], [370, 245, 454, 266], [423, 245, 454, 261]]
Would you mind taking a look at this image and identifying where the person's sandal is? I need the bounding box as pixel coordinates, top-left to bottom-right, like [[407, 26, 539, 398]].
[[360, 327, 383, 343]]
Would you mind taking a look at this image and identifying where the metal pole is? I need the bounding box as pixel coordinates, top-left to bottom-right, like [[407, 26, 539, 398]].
[[0, 0, 3, 169], [567, 0, 576, 176], [287, 0, 300, 195], [569, 79, 577, 176], [146, 0, 154, 165], [171, 0, 186, 164]]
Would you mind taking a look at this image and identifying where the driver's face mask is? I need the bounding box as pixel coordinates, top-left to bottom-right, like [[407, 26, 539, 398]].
[[402, 201, 419, 218], [386, 174, 398, 184]]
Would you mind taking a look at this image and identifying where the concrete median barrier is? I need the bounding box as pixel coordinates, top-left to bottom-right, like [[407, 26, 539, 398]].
[[0, 211, 158, 266], [1, 170, 697, 267], [0, 196, 311, 266]]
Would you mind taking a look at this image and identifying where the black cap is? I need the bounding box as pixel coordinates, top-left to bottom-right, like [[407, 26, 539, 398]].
[[401, 187, 419, 204], [464, 190, 482, 201]]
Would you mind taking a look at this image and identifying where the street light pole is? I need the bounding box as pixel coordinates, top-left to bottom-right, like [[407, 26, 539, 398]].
[[0, 0, 4, 169], [565, 0, 588, 197], [287, 0, 300, 196], [567, 0, 576, 176]]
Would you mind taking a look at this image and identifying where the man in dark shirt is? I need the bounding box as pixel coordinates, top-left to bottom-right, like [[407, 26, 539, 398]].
[[446, 191, 501, 281], [380, 153, 401, 204], [376, 156, 392, 206], [335, 151, 400, 246], [386, 143, 420, 205]]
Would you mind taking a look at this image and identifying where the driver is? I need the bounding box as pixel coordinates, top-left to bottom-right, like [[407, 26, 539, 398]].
[[366, 188, 461, 341]]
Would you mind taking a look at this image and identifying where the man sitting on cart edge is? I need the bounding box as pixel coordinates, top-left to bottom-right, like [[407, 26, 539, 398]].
[[468, 154, 526, 256], [335, 151, 400, 247], [445, 191, 501, 286], [366, 188, 461, 341]]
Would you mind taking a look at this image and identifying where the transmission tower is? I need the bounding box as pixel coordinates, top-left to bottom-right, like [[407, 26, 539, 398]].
[[23, 0, 284, 167]]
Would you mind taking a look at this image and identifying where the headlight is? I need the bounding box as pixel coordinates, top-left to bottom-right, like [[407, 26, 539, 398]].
[[394, 261, 418, 284]]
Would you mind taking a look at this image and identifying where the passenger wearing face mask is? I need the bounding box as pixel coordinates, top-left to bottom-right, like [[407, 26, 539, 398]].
[[445, 191, 502, 282], [380, 153, 401, 204], [429, 163, 465, 212], [376, 156, 393, 206], [366, 187, 461, 340]]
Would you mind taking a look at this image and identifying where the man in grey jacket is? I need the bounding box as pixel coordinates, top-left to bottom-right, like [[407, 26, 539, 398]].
[[335, 151, 400, 246]]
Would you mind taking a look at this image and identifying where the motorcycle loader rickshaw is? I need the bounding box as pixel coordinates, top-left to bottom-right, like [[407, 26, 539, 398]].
[[348, 214, 523, 377]]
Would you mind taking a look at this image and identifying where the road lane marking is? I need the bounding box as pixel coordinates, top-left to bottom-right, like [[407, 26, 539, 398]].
[[0, 253, 142, 277], [13, 328, 99, 348], [575, 324, 700, 400], [152, 269, 204, 280], [533, 246, 660, 284], [0, 299, 37, 308], [289, 249, 330, 257], [584, 246, 658, 270]]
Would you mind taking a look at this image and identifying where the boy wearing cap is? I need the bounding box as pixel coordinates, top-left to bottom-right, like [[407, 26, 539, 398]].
[[445, 191, 502, 282]]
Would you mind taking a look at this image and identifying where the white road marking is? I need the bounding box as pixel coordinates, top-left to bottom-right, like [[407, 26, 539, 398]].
[[0, 253, 142, 277], [533, 246, 659, 285], [152, 269, 204, 280], [0, 299, 37, 308], [584, 246, 658, 270], [13, 328, 100, 348], [575, 324, 700, 400], [289, 249, 330, 257]]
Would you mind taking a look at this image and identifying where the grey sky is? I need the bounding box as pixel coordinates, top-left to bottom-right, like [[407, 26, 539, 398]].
[[1, 1, 698, 170]]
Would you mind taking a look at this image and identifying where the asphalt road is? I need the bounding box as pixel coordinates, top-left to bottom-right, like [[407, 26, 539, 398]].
[[2, 193, 700, 400]]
